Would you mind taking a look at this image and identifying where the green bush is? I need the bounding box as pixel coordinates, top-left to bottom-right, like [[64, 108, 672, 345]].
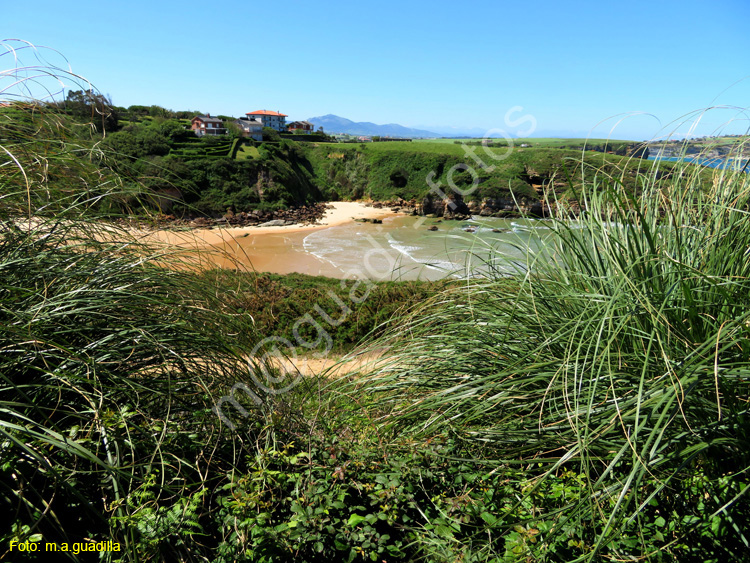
[[0, 83, 258, 560], [353, 153, 750, 561], [212, 428, 528, 563], [202, 271, 448, 353]]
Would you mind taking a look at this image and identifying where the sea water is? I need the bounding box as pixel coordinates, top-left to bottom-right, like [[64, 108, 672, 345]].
[[302, 215, 554, 281], [647, 155, 749, 171]]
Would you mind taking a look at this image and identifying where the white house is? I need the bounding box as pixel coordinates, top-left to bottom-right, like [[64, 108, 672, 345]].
[[235, 117, 264, 141], [246, 110, 287, 132]]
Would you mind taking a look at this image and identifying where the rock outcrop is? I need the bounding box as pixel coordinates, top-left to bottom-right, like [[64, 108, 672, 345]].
[[418, 194, 471, 220], [416, 194, 546, 219], [146, 203, 329, 230]]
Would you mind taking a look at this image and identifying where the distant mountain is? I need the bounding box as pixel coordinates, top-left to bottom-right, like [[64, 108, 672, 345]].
[[307, 114, 439, 138]]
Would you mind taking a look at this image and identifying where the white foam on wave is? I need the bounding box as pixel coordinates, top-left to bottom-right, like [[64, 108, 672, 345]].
[[385, 233, 459, 274], [299, 217, 549, 280], [302, 229, 349, 268], [510, 221, 553, 232]]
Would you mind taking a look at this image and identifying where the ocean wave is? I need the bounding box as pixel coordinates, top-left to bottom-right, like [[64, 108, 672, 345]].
[[386, 233, 460, 273], [302, 230, 347, 268]]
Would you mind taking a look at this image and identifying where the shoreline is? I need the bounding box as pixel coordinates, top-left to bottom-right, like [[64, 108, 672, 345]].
[[140, 202, 403, 277]]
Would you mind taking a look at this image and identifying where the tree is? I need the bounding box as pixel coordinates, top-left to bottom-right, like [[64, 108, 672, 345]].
[[262, 127, 281, 142], [64, 89, 119, 133], [102, 126, 169, 159], [127, 105, 150, 116], [224, 121, 243, 140], [157, 119, 192, 142], [148, 105, 169, 118]]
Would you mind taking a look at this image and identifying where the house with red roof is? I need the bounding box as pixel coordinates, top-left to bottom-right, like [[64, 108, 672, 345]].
[[246, 110, 287, 132], [287, 120, 314, 134], [191, 114, 226, 136]]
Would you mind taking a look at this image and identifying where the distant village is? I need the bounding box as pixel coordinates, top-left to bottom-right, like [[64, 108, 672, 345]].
[[178, 110, 750, 155], [191, 110, 315, 141], [190, 110, 401, 143]]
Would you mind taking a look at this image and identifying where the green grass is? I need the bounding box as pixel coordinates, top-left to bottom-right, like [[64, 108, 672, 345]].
[[194, 269, 449, 353], [690, 135, 749, 146], [0, 88, 265, 560], [318, 139, 518, 158], [4, 40, 749, 562], [418, 137, 635, 147], [236, 144, 261, 159], [348, 142, 750, 561]]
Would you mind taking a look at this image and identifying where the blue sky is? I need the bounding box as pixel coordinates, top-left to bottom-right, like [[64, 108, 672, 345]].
[[3, 0, 749, 139]]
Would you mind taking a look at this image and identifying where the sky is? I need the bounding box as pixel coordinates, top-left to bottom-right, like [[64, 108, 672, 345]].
[[3, 0, 750, 140]]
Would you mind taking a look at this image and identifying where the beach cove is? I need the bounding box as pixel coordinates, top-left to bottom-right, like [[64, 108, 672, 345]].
[[140, 202, 550, 280]]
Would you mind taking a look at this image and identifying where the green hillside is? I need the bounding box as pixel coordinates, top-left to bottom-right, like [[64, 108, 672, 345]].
[[298, 140, 675, 205], [3, 91, 750, 563], [2, 99, 704, 220]]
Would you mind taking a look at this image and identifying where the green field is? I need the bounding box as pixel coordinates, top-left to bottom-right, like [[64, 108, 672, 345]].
[[417, 136, 634, 146], [317, 137, 637, 159], [317, 140, 506, 158], [235, 143, 260, 159]]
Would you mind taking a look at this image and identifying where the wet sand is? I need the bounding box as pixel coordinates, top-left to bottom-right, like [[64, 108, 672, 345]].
[[140, 202, 399, 277]]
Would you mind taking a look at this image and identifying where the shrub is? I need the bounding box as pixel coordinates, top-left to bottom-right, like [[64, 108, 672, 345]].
[[353, 151, 750, 560]]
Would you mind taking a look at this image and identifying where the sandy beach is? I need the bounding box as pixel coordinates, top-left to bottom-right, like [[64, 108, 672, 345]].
[[141, 202, 400, 277]]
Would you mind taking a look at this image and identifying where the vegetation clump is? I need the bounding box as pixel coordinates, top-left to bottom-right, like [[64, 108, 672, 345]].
[[4, 94, 694, 221], [351, 143, 750, 561], [2, 41, 749, 562]]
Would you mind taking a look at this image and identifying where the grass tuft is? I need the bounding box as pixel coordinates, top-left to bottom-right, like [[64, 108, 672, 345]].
[[351, 144, 750, 560]]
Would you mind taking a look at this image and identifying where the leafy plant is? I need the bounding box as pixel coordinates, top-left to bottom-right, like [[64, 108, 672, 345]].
[[352, 145, 750, 560], [0, 41, 262, 562]]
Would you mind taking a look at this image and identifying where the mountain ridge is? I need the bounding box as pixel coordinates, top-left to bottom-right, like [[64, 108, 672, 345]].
[[307, 114, 439, 138]]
